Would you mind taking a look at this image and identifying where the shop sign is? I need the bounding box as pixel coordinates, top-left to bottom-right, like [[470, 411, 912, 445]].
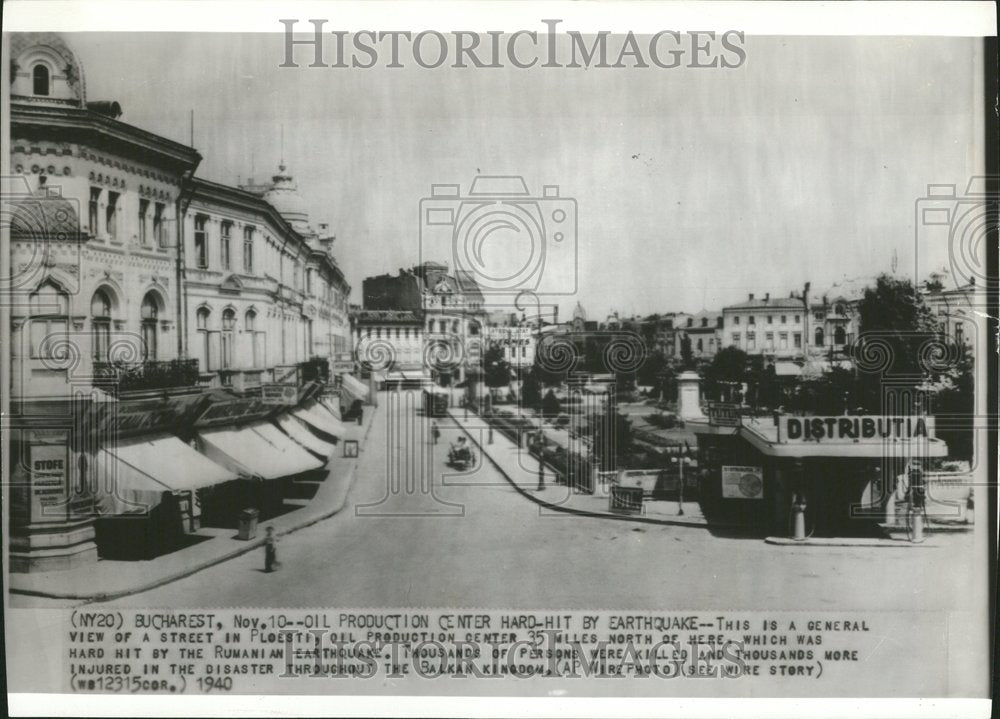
[[780, 416, 935, 443], [262, 383, 298, 406], [707, 403, 741, 427], [98, 394, 203, 439], [721, 465, 763, 499], [31, 444, 68, 522]]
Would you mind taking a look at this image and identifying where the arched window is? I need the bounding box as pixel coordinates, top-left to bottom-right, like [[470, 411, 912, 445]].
[[91, 289, 113, 361], [196, 307, 211, 371], [814, 327, 825, 347], [221, 309, 236, 369], [28, 281, 68, 359], [834, 326, 846, 346], [141, 293, 159, 361], [33, 64, 50, 96]]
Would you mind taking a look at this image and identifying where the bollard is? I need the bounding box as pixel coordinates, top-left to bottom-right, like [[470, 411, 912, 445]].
[[910, 508, 924, 543], [792, 495, 807, 541]]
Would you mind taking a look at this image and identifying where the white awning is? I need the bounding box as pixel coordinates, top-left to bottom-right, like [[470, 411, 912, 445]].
[[341, 373, 370, 402], [94, 434, 236, 516], [198, 421, 324, 480], [275, 414, 335, 459], [318, 396, 342, 419], [292, 405, 347, 439]]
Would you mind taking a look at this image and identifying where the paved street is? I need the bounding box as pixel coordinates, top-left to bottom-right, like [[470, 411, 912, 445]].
[[85, 395, 977, 612]]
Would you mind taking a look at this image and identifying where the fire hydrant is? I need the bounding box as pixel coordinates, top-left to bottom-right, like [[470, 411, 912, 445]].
[[792, 494, 808, 541]]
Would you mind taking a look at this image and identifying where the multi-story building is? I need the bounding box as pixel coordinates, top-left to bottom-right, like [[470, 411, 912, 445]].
[[184, 168, 351, 393], [7, 32, 354, 573], [484, 311, 536, 369], [722, 291, 809, 359], [350, 309, 426, 386], [676, 310, 724, 360], [361, 262, 486, 386], [921, 273, 977, 351]]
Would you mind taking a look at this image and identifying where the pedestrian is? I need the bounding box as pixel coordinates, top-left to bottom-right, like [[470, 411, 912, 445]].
[[537, 458, 546, 492], [264, 526, 280, 573], [431, 420, 441, 445]]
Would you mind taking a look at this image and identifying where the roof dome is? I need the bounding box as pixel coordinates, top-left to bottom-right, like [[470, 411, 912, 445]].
[[9, 193, 82, 239], [262, 163, 311, 234], [10, 32, 87, 107]]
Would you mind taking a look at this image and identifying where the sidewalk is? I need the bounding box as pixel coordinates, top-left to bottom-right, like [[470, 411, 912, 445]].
[[10, 407, 378, 602], [448, 409, 710, 529]]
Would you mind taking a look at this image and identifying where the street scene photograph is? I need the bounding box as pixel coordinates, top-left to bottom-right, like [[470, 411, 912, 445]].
[[3, 2, 995, 713]]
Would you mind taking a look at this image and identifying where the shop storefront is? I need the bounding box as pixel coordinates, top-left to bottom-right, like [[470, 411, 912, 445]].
[[695, 412, 948, 537]]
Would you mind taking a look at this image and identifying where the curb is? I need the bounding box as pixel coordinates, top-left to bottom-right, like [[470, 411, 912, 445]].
[[11, 407, 379, 604], [764, 536, 942, 548], [448, 411, 738, 532]]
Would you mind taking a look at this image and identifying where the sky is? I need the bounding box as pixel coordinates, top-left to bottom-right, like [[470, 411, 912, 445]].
[[66, 32, 985, 320]]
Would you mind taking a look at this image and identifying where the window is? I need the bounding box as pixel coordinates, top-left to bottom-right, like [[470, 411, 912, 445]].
[[835, 303, 845, 316], [781, 315, 787, 324], [196, 308, 211, 371], [221, 309, 236, 369], [747, 331, 756, 350], [793, 332, 802, 348], [765, 332, 774, 348], [138, 199, 149, 244], [834, 326, 846, 345], [220, 222, 232, 269], [304, 318, 313, 358], [701, 317, 708, 327], [779, 332, 788, 349], [767, 315, 773, 324], [733, 316, 740, 325], [731, 332, 741, 346], [243, 227, 255, 273], [376, 328, 381, 339], [814, 312, 824, 321], [794, 314, 800, 323], [153, 203, 166, 246], [28, 282, 68, 359], [686, 318, 693, 328], [716, 316, 724, 328], [246, 310, 265, 368], [306, 268, 313, 295], [814, 327, 825, 346], [140, 293, 158, 360], [194, 215, 208, 268], [105, 192, 119, 241], [955, 322, 964, 346], [88, 188, 101, 236], [33, 64, 50, 95], [91, 289, 112, 361], [748, 315, 756, 325]]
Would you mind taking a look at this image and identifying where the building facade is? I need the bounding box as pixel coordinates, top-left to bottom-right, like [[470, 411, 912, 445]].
[[7, 32, 353, 573]]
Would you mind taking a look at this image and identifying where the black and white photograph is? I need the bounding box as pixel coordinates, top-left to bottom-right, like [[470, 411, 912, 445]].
[[2, 1, 996, 716]]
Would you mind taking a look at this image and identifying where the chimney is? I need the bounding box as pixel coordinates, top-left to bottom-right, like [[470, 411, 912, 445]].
[[765, 292, 770, 302], [748, 293, 754, 301], [970, 276, 975, 286]]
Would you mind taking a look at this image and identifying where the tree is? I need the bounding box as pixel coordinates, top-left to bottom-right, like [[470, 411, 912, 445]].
[[855, 274, 939, 411], [483, 343, 511, 389], [542, 389, 561, 418], [522, 369, 542, 410], [680, 334, 693, 368], [703, 346, 750, 401]]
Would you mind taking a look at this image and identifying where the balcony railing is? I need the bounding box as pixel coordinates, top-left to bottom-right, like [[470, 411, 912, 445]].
[[94, 358, 201, 395]]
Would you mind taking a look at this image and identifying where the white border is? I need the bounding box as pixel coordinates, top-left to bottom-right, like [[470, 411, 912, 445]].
[[2, 0, 997, 36]]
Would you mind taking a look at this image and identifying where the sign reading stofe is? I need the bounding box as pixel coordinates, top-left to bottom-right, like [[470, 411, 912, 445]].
[[721, 465, 764, 499], [31, 444, 68, 522], [262, 383, 298, 406]]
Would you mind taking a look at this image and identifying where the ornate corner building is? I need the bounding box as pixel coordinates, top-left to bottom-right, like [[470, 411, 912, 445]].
[[7, 33, 353, 572]]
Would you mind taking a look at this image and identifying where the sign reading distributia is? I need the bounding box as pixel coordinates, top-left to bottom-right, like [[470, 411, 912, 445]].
[[780, 416, 935, 443]]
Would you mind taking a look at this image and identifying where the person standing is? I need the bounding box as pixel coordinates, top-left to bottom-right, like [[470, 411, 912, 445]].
[[264, 526, 279, 573], [431, 420, 441, 445]]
